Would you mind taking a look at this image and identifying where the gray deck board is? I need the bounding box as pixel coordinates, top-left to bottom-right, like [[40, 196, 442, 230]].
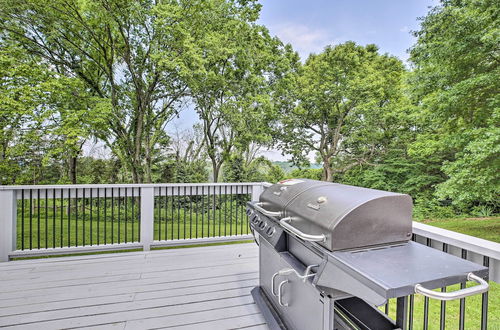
[[0, 243, 266, 330]]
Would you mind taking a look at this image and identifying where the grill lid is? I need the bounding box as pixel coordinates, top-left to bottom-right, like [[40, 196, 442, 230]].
[[259, 179, 413, 251]]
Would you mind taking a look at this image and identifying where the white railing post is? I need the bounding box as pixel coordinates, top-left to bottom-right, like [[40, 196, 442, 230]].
[[251, 183, 265, 202], [140, 187, 154, 251], [0, 190, 17, 262]]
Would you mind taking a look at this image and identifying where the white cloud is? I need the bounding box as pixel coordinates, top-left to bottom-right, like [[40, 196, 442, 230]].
[[270, 23, 335, 60], [400, 26, 409, 33]]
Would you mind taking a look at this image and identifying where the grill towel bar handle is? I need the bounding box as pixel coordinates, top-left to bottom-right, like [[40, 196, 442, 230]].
[[280, 217, 326, 242], [271, 269, 295, 296], [254, 202, 282, 218], [278, 280, 289, 307], [271, 265, 319, 297], [414, 273, 489, 301]]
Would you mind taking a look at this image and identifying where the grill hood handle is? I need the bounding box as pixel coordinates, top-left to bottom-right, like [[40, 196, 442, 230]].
[[280, 217, 326, 242], [254, 202, 282, 218], [415, 273, 488, 301]]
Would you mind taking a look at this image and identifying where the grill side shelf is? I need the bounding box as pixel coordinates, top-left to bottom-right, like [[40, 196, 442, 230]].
[[318, 241, 488, 304]]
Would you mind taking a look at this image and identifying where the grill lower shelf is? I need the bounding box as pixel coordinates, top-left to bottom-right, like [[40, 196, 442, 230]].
[[252, 287, 398, 330]]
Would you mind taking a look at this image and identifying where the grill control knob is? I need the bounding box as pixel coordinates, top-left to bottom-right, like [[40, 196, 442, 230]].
[[266, 227, 275, 237], [259, 221, 267, 230]]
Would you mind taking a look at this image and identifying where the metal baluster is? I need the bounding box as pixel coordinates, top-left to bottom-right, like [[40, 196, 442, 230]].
[[459, 249, 467, 330], [111, 188, 114, 244], [67, 189, 70, 247], [201, 186, 205, 238], [230, 185, 233, 236], [409, 294, 414, 330], [177, 186, 180, 240], [125, 188, 128, 243], [157, 187, 161, 241], [90, 189, 93, 246], [29, 189, 33, 250], [60, 189, 63, 248], [171, 186, 174, 240], [396, 296, 408, 330], [246, 185, 250, 234], [218, 186, 222, 237], [189, 186, 193, 239], [196, 186, 199, 238], [21, 190, 25, 250], [409, 231, 416, 330], [163, 187, 168, 241], [224, 186, 228, 236], [207, 186, 210, 238], [440, 243, 448, 330], [183, 186, 187, 239], [423, 238, 431, 330], [481, 256, 489, 330], [385, 301, 389, 315], [213, 186, 216, 237], [104, 188, 107, 245], [83, 189, 86, 246], [138, 188, 142, 239], [37, 189, 40, 248], [52, 189, 56, 248], [240, 185, 244, 235], [75, 188, 78, 247], [131, 188, 134, 243], [118, 188, 121, 243], [236, 186, 239, 235], [212, 186, 217, 237], [45, 189, 48, 249], [97, 189, 100, 245]]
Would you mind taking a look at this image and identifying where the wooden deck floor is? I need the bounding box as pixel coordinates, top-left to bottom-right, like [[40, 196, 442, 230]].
[[0, 243, 266, 330]]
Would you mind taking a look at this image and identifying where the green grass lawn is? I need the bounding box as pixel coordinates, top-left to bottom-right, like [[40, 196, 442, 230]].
[[16, 198, 250, 249], [421, 216, 500, 243]]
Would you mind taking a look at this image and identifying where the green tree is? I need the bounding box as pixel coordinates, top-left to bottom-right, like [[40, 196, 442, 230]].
[[409, 0, 500, 208], [1, 0, 223, 182], [178, 1, 295, 182], [276, 42, 407, 181], [44, 77, 110, 184], [0, 41, 110, 184], [223, 154, 285, 183], [0, 44, 48, 184], [160, 125, 209, 183]]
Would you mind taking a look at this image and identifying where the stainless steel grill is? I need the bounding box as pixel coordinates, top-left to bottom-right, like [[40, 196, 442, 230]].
[[247, 179, 489, 330]]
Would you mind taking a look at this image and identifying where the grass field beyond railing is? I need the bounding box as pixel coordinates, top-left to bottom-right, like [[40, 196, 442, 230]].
[[422, 217, 500, 243], [16, 198, 251, 250]]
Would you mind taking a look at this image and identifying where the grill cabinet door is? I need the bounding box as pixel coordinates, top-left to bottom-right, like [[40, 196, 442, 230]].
[[278, 256, 327, 330]]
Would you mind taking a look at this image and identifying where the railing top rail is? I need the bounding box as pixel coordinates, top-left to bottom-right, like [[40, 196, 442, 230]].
[[0, 182, 267, 190], [413, 221, 500, 260]]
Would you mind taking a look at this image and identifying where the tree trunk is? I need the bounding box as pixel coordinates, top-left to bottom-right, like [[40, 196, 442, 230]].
[[322, 157, 333, 182], [131, 165, 140, 183], [69, 156, 77, 184], [212, 159, 219, 183], [144, 147, 152, 183]]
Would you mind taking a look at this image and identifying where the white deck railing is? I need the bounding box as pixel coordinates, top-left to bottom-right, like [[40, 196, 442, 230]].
[[0, 182, 264, 261], [0, 182, 498, 283]]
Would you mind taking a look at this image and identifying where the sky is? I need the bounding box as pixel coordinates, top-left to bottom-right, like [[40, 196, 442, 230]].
[[165, 0, 438, 161]]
